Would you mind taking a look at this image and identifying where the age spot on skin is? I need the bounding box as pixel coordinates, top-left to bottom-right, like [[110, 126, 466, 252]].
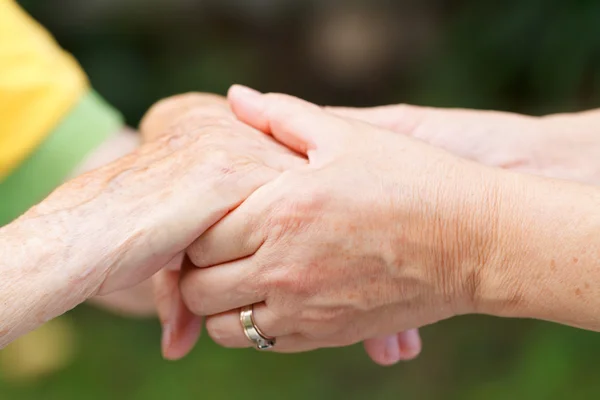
[[572, 257, 579, 264], [585, 283, 590, 289], [550, 260, 557, 272], [575, 288, 583, 297]]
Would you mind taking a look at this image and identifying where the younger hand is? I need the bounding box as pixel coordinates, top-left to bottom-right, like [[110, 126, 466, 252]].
[[179, 87, 502, 356]]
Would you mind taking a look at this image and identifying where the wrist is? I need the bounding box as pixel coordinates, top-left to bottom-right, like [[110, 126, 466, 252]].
[[441, 165, 511, 316], [465, 170, 529, 317], [473, 173, 600, 329], [68, 127, 139, 179], [0, 210, 103, 346]]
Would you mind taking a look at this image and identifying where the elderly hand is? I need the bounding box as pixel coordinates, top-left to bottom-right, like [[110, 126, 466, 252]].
[[133, 93, 306, 359], [178, 86, 506, 355], [0, 90, 304, 347]]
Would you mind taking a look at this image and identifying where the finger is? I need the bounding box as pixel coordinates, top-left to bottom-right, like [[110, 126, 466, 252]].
[[180, 257, 266, 316], [165, 251, 184, 271], [153, 261, 202, 360], [363, 329, 422, 366], [204, 303, 298, 349], [396, 329, 422, 360], [153, 253, 185, 322], [227, 85, 348, 163], [187, 187, 267, 268], [363, 335, 402, 366], [90, 277, 156, 317]]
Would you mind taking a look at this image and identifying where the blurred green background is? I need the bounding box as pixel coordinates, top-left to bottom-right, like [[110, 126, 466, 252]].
[[3, 0, 600, 399]]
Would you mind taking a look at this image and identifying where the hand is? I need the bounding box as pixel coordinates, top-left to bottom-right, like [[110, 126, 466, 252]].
[[140, 94, 232, 358], [0, 90, 307, 346], [38, 92, 302, 294], [179, 87, 503, 355], [142, 94, 421, 364], [134, 93, 306, 359], [327, 104, 600, 360], [330, 104, 600, 185]]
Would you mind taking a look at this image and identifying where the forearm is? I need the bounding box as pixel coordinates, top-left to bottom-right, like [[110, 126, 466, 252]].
[[0, 208, 105, 347], [68, 127, 140, 178], [68, 128, 158, 317], [0, 135, 145, 345], [539, 110, 600, 185], [481, 173, 600, 330]]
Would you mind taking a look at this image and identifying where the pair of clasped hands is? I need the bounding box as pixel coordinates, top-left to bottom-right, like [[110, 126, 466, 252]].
[[89, 85, 599, 366]]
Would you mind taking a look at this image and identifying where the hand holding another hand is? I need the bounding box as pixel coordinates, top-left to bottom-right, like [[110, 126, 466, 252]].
[[143, 93, 423, 365], [178, 87, 506, 359]]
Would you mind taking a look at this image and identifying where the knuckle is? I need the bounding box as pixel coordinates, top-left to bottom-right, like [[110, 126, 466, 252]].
[[186, 243, 205, 267], [298, 311, 349, 341], [205, 148, 243, 176], [180, 273, 211, 315], [264, 186, 323, 237], [140, 92, 229, 141], [174, 114, 232, 140], [265, 266, 312, 299]]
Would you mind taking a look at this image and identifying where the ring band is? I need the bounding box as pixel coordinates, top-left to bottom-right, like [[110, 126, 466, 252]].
[[240, 304, 276, 350]]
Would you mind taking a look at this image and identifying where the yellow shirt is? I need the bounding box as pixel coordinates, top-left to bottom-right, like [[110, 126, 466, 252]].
[[0, 0, 123, 225], [0, 0, 87, 179]]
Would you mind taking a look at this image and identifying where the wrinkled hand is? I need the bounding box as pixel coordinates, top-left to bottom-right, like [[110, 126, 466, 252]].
[[179, 87, 502, 357], [330, 104, 600, 185], [133, 93, 305, 359], [142, 94, 421, 365]]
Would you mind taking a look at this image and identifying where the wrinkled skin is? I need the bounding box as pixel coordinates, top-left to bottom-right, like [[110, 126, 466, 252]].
[[142, 94, 421, 364], [136, 93, 304, 359], [155, 93, 600, 364], [0, 91, 305, 347], [179, 87, 504, 354], [325, 103, 600, 357]]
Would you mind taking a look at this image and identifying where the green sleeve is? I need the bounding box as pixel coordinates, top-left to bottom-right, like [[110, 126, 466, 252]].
[[0, 90, 124, 226]]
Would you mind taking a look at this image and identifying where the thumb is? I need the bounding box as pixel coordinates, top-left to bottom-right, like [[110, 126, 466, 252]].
[[153, 256, 202, 361], [228, 85, 348, 164]]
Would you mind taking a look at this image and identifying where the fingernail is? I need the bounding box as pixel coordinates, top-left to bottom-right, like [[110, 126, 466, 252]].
[[383, 335, 401, 364], [179, 315, 203, 351], [228, 84, 262, 102], [398, 329, 422, 360], [160, 297, 179, 360], [161, 321, 173, 358]]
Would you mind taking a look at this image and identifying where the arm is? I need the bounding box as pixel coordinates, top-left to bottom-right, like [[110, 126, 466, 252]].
[[68, 128, 160, 317], [83, 94, 232, 318], [330, 103, 600, 327], [0, 92, 304, 349], [0, 201, 110, 345], [480, 174, 600, 330], [329, 104, 600, 185], [176, 88, 600, 358]]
